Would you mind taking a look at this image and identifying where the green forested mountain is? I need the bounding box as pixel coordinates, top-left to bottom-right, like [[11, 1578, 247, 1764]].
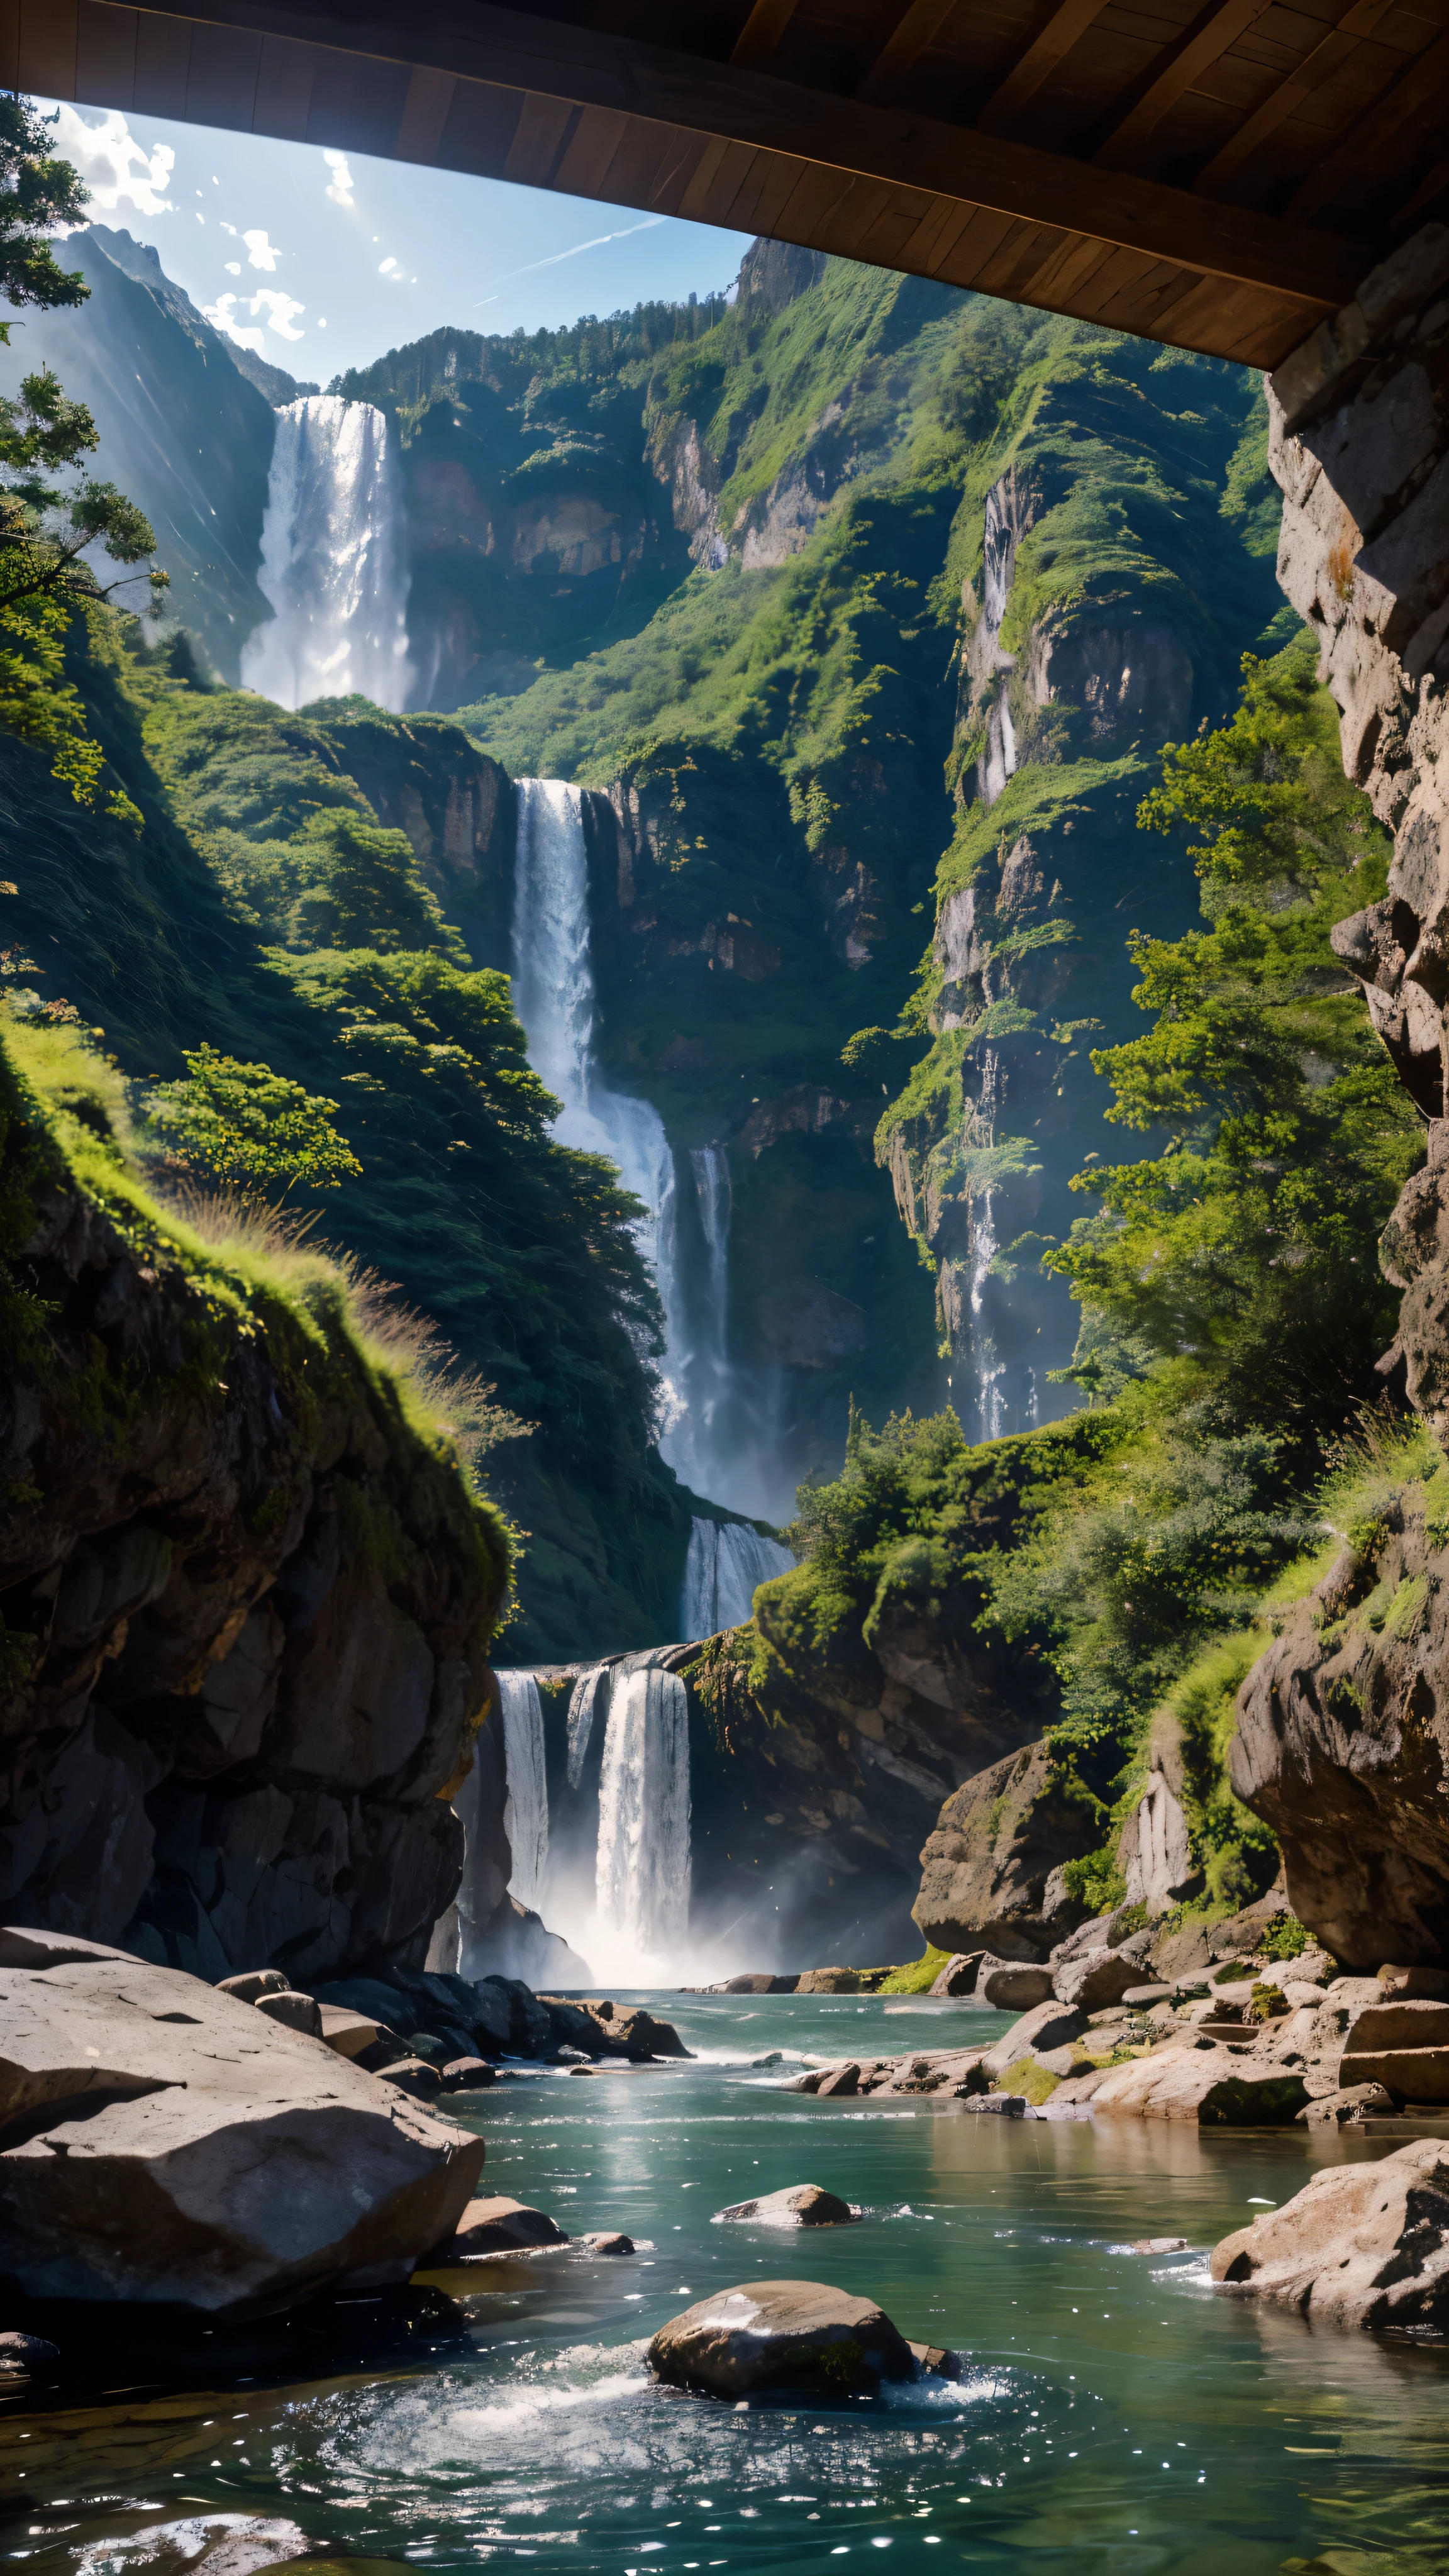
[[0, 221, 1331, 1674]]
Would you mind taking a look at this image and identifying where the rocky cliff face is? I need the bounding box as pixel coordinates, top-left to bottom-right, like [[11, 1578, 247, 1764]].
[[1224, 223, 1449, 1965], [0, 1023, 509, 1977], [877, 337, 1280, 1429], [0, 227, 292, 680]]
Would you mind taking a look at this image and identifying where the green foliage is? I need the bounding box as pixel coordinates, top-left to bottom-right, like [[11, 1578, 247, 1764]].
[[1062, 1847, 1127, 1915], [144, 1044, 364, 1194], [0, 108, 164, 819], [1047, 635, 1423, 1446], [0, 99, 89, 323]]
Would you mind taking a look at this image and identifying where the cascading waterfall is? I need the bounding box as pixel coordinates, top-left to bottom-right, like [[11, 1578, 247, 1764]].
[[511, 784, 788, 1511], [594, 1662, 691, 1965], [511, 780, 689, 1424], [682, 1518, 794, 1640], [497, 1669, 548, 1912], [242, 395, 413, 712], [969, 1046, 1006, 1441]]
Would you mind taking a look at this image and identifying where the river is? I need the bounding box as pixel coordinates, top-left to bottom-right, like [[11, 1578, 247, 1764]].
[[4, 1990, 1448, 2576]]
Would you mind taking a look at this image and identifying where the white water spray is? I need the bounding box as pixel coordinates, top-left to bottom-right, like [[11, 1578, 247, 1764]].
[[682, 1518, 793, 1640], [497, 1669, 549, 1912], [594, 1662, 691, 1969], [242, 395, 413, 712]]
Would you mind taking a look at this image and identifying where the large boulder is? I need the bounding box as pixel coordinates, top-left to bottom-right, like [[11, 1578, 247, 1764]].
[[648, 2280, 916, 2396], [1211, 2138, 1449, 2328], [978, 1956, 1055, 2009], [1230, 1491, 1449, 1967], [0, 1928, 484, 2311], [1089, 2048, 1307, 2124], [983, 1999, 1086, 2074], [1053, 1947, 1143, 2012], [913, 1741, 1099, 1958], [927, 1951, 984, 1997]]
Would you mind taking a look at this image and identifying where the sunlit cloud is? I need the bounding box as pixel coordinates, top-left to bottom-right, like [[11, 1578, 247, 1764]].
[[323, 148, 355, 209], [43, 103, 177, 222], [204, 284, 306, 347], [242, 227, 280, 272], [470, 212, 662, 303], [224, 260, 240, 275]]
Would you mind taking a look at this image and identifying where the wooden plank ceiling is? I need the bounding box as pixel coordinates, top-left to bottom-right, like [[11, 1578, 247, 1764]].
[[11, 0, 1448, 364]]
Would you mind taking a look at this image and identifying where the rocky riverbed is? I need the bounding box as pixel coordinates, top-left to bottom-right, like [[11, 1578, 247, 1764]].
[[5, 1986, 1449, 2575]]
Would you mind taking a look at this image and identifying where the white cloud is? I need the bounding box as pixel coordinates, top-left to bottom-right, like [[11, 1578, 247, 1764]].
[[224, 260, 240, 275], [220, 221, 236, 236], [378, 255, 397, 275], [323, 149, 354, 209], [45, 103, 175, 220], [204, 286, 306, 346], [242, 227, 280, 272]]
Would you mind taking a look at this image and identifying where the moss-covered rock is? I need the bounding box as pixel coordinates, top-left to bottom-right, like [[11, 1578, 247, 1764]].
[[0, 1013, 510, 1979]]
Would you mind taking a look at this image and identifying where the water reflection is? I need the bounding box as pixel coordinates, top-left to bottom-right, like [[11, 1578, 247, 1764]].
[[4, 1993, 1449, 2576]]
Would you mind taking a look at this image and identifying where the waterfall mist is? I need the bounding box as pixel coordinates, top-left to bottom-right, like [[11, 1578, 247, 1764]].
[[242, 396, 413, 713]]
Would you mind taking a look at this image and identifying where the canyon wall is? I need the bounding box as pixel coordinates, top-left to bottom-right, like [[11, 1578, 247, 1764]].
[[0, 1026, 511, 1977], [1231, 225, 1449, 1965]]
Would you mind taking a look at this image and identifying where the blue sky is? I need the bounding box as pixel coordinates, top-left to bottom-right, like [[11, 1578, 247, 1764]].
[[39, 99, 753, 380]]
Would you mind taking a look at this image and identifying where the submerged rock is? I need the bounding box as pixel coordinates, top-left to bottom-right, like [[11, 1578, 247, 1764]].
[[648, 2280, 918, 2396], [1211, 2139, 1449, 2329], [0, 1927, 484, 2310], [712, 2184, 859, 2226]]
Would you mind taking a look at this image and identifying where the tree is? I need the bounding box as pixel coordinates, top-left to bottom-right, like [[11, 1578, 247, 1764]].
[[0, 100, 166, 816], [1047, 636, 1423, 1444], [145, 1046, 364, 1195], [0, 97, 89, 321]]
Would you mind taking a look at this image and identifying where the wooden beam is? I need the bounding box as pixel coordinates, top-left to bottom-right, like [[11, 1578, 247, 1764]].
[[857, 0, 957, 104], [65, 0, 1368, 338], [1289, 26, 1449, 221], [730, 0, 799, 71], [975, 0, 1110, 133], [1193, 0, 1396, 196], [1094, 0, 1276, 167]]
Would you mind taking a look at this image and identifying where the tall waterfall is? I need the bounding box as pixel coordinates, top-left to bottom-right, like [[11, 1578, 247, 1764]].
[[682, 1518, 794, 1640], [968, 1046, 1006, 1441], [511, 780, 686, 1401], [497, 1669, 548, 1912], [594, 1662, 691, 1965], [242, 396, 413, 713]]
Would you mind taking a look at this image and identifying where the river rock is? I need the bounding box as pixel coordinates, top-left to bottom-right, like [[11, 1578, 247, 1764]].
[[218, 1970, 289, 2002], [1379, 1963, 1449, 2000], [438, 2057, 494, 2090], [0, 1927, 484, 2309], [253, 1990, 323, 2038], [984, 1999, 1086, 2073], [796, 1967, 861, 1993], [1211, 2138, 1449, 2328], [1053, 1948, 1142, 2012], [434, 2195, 569, 2256], [317, 2004, 382, 2058], [816, 2062, 860, 2097], [578, 2231, 635, 2254], [978, 1957, 1055, 2009], [927, 1951, 984, 1997], [648, 2280, 917, 2396], [379, 2057, 441, 2100], [1089, 2050, 1308, 2124], [1298, 2083, 1396, 2126], [571, 1999, 691, 2057], [0, 2329, 60, 2377], [912, 1740, 1099, 1957], [713, 2184, 859, 2227], [963, 2092, 1028, 2115]]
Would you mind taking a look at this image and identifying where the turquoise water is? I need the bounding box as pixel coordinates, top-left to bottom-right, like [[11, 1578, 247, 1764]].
[[5, 1990, 1449, 2576]]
